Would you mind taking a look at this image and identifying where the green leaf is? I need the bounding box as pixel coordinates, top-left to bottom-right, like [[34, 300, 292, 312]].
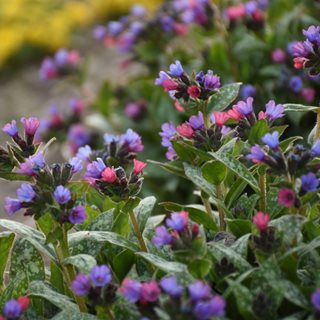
[[208, 242, 252, 272], [69, 231, 139, 252], [172, 140, 196, 163], [50, 261, 65, 294], [226, 219, 253, 237], [113, 250, 135, 281], [208, 83, 242, 112], [0, 219, 57, 261], [63, 254, 97, 274], [284, 103, 319, 113], [136, 252, 191, 275], [0, 172, 32, 181], [86, 209, 114, 231], [209, 151, 259, 192], [148, 160, 186, 178], [28, 281, 78, 311], [9, 238, 45, 299], [183, 163, 216, 197], [159, 202, 218, 231], [248, 120, 270, 145], [202, 161, 227, 185], [188, 258, 212, 278], [134, 196, 156, 232], [0, 232, 15, 288], [231, 234, 251, 258], [52, 311, 98, 320]]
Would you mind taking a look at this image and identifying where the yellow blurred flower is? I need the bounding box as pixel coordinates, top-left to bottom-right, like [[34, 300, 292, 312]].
[[0, 0, 162, 66]]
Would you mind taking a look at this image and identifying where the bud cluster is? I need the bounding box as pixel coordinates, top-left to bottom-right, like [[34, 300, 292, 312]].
[[39, 48, 81, 81], [119, 276, 225, 320], [156, 60, 221, 102]]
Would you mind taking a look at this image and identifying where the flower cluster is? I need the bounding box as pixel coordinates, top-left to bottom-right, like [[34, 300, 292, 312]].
[[5, 151, 86, 223], [84, 157, 146, 200], [225, 0, 268, 30], [120, 276, 225, 320], [72, 265, 116, 307], [248, 134, 320, 209], [2, 117, 40, 163], [0, 297, 29, 320], [94, 1, 214, 54], [152, 211, 200, 249], [293, 25, 320, 76], [156, 61, 221, 102], [39, 48, 81, 81]]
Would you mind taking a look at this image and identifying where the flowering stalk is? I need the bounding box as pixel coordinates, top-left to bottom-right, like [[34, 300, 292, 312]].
[[199, 100, 211, 129], [201, 192, 214, 221], [54, 226, 88, 312], [129, 209, 148, 252], [316, 111, 320, 140], [216, 184, 226, 231]]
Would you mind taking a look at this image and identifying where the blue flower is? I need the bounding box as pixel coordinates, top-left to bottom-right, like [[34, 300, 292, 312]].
[[301, 172, 319, 192], [85, 158, 106, 178], [76, 145, 92, 161], [3, 299, 22, 320], [119, 278, 142, 303], [188, 281, 212, 301], [103, 133, 120, 145], [188, 112, 204, 129], [152, 226, 173, 247], [161, 16, 174, 32], [2, 120, 18, 137], [235, 97, 254, 116], [107, 21, 123, 36], [193, 296, 226, 320], [262, 131, 279, 149], [54, 185, 71, 204], [159, 276, 183, 298], [90, 265, 112, 287], [265, 100, 284, 120], [155, 71, 171, 86], [311, 140, 320, 156], [68, 205, 87, 224], [169, 60, 184, 77], [247, 145, 266, 163], [69, 157, 83, 174], [289, 76, 303, 93], [16, 183, 36, 202], [311, 288, 320, 311], [54, 48, 69, 66], [241, 84, 256, 99], [4, 197, 22, 215], [166, 212, 188, 232], [121, 129, 144, 152], [203, 70, 220, 91], [303, 25, 320, 45], [71, 273, 91, 296]]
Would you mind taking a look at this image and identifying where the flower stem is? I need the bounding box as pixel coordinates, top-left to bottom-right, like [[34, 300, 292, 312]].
[[201, 193, 213, 219], [54, 227, 88, 312], [129, 210, 148, 252], [259, 172, 267, 212], [216, 184, 226, 231], [315, 111, 320, 140]]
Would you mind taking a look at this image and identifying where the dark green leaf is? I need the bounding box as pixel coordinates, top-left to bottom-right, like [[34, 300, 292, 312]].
[[284, 104, 319, 113], [202, 161, 227, 185], [248, 120, 269, 145], [0, 232, 15, 288], [63, 254, 97, 274]]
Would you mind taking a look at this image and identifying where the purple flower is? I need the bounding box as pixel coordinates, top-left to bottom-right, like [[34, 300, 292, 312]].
[[240, 84, 256, 99], [152, 226, 173, 247], [204, 70, 220, 91], [121, 129, 144, 152], [278, 188, 296, 208], [271, 48, 287, 63], [193, 296, 226, 320], [130, 21, 144, 35], [166, 211, 188, 232], [160, 122, 176, 148], [120, 278, 142, 303], [54, 185, 71, 204], [104, 133, 120, 145], [244, 1, 257, 14], [130, 4, 146, 17], [69, 98, 85, 114], [69, 157, 83, 174], [265, 100, 284, 120], [90, 265, 112, 287], [124, 102, 145, 119], [3, 299, 22, 320], [71, 273, 91, 296], [289, 76, 303, 93], [160, 276, 183, 298], [235, 97, 254, 116], [161, 16, 174, 32], [85, 158, 106, 179], [141, 281, 161, 303], [312, 140, 320, 156], [4, 197, 22, 215], [188, 281, 212, 301], [262, 131, 280, 149], [76, 145, 92, 161], [311, 288, 320, 311], [16, 183, 36, 202], [18, 152, 45, 176], [108, 21, 123, 36], [303, 25, 320, 45], [166, 147, 177, 161], [69, 205, 87, 224], [68, 125, 90, 153], [54, 49, 69, 66], [2, 120, 18, 137], [21, 117, 40, 136], [301, 172, 319, 192], [246, 145, 266, 163], [39, 58, 58, 80], [169, 60, 184, 77], [93, 25, 107, 40], [155, 71, 171, 86], [188, 112, 204, 129]]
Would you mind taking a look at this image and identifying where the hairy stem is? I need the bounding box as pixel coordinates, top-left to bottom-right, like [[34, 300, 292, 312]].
[[216, 184, 226, 231], [129, 210, 148, 252], [55, 227, 88, 312], [316, 111, 320, 140], [201, 194, 213, 219], [259, 172, 267, 212]]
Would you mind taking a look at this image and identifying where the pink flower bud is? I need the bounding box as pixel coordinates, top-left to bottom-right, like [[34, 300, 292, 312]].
[[21, 117, 40, 136], [176, 123, 194, 138], [174, 101, 185, 112], [163, 79, 179, 92], [101, 167, 117, 183], [133, 159, 147, 174], [17, 297, 30, 311], [253, 212, 270, 232], [212, 112, 230, 127], [187, 85, 201, 98], [278, 188, 296, 208]]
